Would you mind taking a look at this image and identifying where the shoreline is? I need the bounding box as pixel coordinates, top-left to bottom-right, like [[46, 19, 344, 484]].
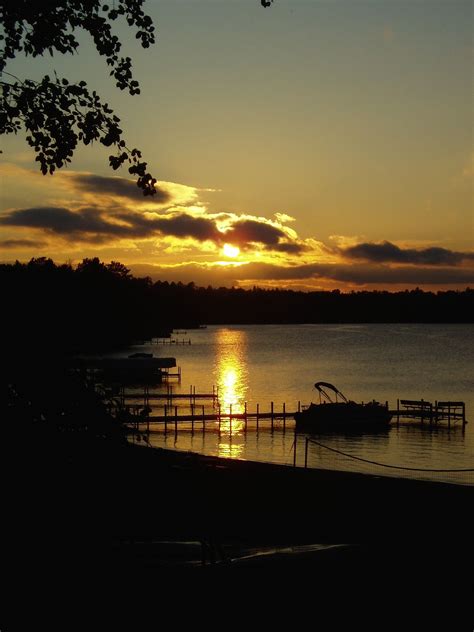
[[135, 442, 473, 489]]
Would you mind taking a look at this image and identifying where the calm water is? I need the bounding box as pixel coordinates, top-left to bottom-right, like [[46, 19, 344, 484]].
[[127, 324, 474, 486]]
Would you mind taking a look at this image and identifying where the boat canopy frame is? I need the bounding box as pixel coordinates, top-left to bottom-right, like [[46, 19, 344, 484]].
[[314, 382, 349, 404]]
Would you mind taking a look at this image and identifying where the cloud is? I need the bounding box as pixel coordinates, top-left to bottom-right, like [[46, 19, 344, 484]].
[[223, 218, 306, 253], [0, 205, 224, 244], [0, 206, 139, 242], [0, 204, 307, 254], [343, 241, 474, 266], [129, 261, 474, 287], [0, 238, 47, 249], [140, 212, 222, 242], [68, 174, 171, 204], [274, 213, 296, 224]]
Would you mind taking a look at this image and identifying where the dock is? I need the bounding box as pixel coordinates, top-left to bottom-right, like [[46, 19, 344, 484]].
[[391, 399, 467, 427], [100, 381, 468, 435], [116, 399, 299, 435]]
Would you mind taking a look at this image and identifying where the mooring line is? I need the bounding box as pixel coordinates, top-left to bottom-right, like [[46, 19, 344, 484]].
[[307, 438, 474, 473]]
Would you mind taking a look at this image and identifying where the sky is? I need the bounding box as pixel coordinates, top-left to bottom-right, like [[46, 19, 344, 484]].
[[0, 0, 473, 291]]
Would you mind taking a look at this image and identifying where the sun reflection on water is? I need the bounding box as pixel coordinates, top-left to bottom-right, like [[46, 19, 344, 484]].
[[214, 328, 248, 451]]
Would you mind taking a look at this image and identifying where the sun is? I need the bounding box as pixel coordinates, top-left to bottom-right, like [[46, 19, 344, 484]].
[[222, 243, 240, 258]]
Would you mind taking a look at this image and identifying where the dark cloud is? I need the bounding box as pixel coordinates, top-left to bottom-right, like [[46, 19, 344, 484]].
[[0, 238, 47, 249], [226, 219, 284, 246], [70, 174, 170, 204], [148, 213, 222, 241], [224, 219, 304, 252], [0, 206, 305, 253], [0, 206, 142, 240], [272, 241, 308, 254], [0, 206, 222, 244], [344, 241, 474, 266], [130, 261, 474, 286]]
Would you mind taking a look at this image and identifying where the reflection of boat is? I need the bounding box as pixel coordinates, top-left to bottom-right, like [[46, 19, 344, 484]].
[[294, 382, 392, 432]]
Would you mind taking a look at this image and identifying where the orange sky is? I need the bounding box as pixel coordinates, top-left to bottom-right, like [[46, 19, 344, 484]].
[[1, 1, 473, 290]]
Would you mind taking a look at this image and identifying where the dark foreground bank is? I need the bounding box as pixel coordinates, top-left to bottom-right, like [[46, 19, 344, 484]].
[[4, 439, 473, 624]]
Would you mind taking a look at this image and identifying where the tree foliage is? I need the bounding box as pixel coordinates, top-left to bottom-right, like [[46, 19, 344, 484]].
[[0, 1, 273, 194], [0, 1, 152, 194]]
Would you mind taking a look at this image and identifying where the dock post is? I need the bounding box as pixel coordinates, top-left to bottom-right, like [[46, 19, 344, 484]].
[[193, 385, 196, 406], [202, 405, 205, 432], [218, 402, 221, 433], [178, 366, 181, 383], [256, 403, 259, 431], [244, 401, 248, 432], [298, 400, 301, 413], [397, 399, 400, 425], [293, 432, 297, 467], [174, 405, 178, 437], [271, 401, 274, 432], [229, 404, 232, 434], [462, 403, 466, 426], [191, 404, 194, 433], [164, 405, 168, 433], [304, 438, 309, 468], [283, 402, 286, 432], [448, 403, 451, 428]]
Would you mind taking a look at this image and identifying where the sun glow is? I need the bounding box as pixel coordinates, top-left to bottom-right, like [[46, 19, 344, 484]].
[[222, 243, 240, 258], [214, 328, 248, 448]]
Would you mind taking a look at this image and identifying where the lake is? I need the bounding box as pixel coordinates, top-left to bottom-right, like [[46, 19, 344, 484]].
[[127, 324, 474, 486]]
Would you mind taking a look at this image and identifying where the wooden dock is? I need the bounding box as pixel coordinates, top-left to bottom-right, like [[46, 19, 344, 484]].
[[151, 338, 191, 345], [121, 401, 300, 434], [120, 384, 218, 405], [106, 384, 467, 436], [391, 399, 467, 427]]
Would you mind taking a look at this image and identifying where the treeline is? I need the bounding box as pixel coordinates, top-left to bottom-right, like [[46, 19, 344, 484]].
[[2, 258, 473, 356], [1, 257, 175, 355], [190, 284, 474, 325]]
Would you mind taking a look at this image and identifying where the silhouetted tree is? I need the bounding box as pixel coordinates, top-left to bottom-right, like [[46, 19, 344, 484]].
[[0, 0, 274, 194], [0, 0, 158, 194]]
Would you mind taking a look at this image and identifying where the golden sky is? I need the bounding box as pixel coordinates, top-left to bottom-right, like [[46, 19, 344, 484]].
[[1, 1, 473, 290]]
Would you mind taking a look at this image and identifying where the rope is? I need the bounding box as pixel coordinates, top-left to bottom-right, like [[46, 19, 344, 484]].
[[307, 438, 474, 473]]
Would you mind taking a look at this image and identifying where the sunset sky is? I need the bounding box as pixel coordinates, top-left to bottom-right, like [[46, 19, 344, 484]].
[[1, 0, 472, 290]]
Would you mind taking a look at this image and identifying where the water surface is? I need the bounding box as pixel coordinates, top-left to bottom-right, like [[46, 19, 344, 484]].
[[127, 324, 473, 486]]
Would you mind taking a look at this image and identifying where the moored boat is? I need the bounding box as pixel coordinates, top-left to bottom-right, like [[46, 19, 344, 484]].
[[294, 382, 392, 432]]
